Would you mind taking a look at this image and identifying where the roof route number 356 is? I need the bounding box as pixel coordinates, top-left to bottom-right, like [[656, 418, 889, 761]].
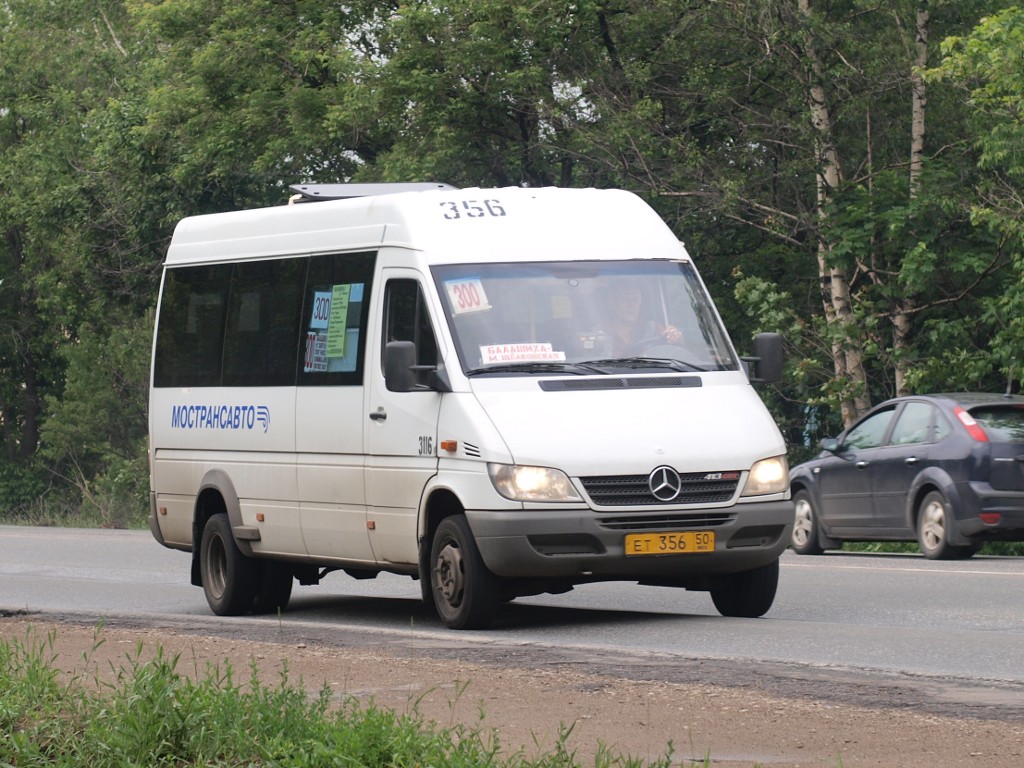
[[440, 199, 506, 220]]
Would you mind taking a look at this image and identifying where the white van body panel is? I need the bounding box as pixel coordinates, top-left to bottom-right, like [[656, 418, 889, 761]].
[[149, 185, 793, 627], [468, 373, 784, 479], [163, 188, 681, 267]]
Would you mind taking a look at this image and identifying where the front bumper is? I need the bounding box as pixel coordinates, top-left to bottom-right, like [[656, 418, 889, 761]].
[[466, 499, 794, 579]]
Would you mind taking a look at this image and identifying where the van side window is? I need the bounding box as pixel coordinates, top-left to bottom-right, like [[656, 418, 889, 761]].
[[384, 279, 438, 369], [297, 251, 375, 386], [153, 264, 231, 387], [222, 258, 305, 387]]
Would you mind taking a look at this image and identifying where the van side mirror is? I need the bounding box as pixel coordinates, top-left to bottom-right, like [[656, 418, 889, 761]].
[[383, 340, 452, 393], [384, 341, 418, 392], [743, 332, 783, 384]]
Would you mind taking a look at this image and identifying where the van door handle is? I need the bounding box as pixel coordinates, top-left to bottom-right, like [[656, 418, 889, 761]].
[[905, 457, 917, 465], [369, 407, 387, 421], [855, 461, 869, 469]]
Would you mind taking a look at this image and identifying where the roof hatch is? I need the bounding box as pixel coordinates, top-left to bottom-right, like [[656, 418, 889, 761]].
[[288, 182, 457, 203]]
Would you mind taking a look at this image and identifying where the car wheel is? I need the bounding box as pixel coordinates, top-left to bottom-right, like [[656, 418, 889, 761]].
[[710, 559, 779, 618], [251, 560, 293, 614], [200, 513, 258, 615], [791, 490, 824, 555], [430, 515, 500, 630], [917, 491, 962, 560]]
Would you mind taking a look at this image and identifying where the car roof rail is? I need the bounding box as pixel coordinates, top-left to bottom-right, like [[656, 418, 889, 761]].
[[288, 182, 457, 203]]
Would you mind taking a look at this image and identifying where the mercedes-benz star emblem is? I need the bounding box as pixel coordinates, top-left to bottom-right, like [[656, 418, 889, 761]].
[[648, 466, 682, 502]]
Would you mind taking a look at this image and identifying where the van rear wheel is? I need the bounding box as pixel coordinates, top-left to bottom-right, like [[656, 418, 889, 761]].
[[251, 560, 293, 614], [430, 515, 499, 630], [200, 513, 258, 615], [710, 559, 779, 618]]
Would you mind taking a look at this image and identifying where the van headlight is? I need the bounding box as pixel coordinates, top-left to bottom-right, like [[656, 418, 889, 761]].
[[740, 455, 789, 496], [488, 463, 582, 502]]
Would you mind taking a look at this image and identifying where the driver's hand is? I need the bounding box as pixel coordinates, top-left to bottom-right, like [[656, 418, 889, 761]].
[[661, 325, 682, 343]]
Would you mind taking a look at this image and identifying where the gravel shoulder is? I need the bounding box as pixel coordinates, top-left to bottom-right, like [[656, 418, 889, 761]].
[[3, 612, 1023, 768]]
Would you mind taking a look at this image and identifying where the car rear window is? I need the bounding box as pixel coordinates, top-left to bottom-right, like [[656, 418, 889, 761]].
[[972, 406, 1024, 442]]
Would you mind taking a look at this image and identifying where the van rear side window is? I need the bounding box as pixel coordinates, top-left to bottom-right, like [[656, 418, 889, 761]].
[[153, 252, 375, 388], [223, 258, 306, 386], [153, 264, 231, 387]]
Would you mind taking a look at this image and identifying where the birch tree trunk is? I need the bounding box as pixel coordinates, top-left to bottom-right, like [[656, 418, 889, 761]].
[[798, 0, 871, 426], [893, 2, 929, 396]]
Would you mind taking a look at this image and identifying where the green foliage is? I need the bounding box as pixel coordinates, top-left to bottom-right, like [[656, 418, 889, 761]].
[[38, 316, 151, 527], [3, 0, 1024, 518], [844, 541, 1024, 556], [927, 4, 1024, 394], [0, 463, 51, 517], [0, 629, 680, 767]]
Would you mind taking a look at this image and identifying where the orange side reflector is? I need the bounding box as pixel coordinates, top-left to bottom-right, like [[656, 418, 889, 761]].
[[440, 440, 458, 453], [256, 512, 265, 522]]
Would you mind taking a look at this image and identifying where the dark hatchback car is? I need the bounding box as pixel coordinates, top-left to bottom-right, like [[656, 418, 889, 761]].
[[788, 393, 1024, 559]]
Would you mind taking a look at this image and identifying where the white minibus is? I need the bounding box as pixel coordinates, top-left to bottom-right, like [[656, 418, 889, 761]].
[[148, 184, 793, 629]]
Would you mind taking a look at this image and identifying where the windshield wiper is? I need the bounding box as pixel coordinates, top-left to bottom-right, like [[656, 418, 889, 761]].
[[582, 357, 708, 373], [464, 361, 606, 376]]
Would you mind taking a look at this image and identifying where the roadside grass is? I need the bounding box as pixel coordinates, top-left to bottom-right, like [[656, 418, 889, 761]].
[[844, 541, 1024, 556], [0, 629, 701, 768], [0, 502, 148, 531]]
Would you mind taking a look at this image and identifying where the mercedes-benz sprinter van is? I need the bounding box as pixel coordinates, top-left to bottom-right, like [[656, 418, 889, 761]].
[[149, 184, 793, 629]]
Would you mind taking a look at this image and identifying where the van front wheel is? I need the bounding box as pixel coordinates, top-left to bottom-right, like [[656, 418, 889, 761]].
[[200, 513, 258, 616], [430, 516, 500, 630], [709, 559, 779, 618]]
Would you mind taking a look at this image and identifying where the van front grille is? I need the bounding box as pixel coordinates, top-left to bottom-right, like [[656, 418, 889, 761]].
[[580, 472, 739, 506], [598, 512, 735, 530]]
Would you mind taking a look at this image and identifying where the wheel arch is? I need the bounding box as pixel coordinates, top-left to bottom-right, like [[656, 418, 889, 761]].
[[415, 485, 469, 606], [788, 478, 839, 548], [419, 486, 466, 548], [190, 470, 249, 586], [787, 472, 820, 511], [788, 477, 810, 499], [906, 469, 971, 546], [906, 468, 961, 532]]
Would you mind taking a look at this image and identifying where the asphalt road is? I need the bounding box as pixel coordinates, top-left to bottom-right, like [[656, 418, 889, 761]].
[[2, 525, 1023, 707]]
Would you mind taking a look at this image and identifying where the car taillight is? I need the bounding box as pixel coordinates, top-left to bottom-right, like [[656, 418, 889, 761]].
[[954, 406, 989, 442]]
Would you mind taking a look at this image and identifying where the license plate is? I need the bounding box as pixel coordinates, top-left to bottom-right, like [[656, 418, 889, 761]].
[[624, 531, 715, 556]]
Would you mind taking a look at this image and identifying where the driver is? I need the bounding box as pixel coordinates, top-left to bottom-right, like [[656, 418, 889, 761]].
[[606, 284, 682, 356]]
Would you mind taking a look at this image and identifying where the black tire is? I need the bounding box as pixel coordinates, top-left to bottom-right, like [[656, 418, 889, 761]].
[[200, 513, 258, 616], [430, 515, 500, 630], [710, 559, 779, 618], [251, 560, 293, 614], [418, 538, 435, 608], [791, 490, 824, 555], [917, 490, 976, 560]]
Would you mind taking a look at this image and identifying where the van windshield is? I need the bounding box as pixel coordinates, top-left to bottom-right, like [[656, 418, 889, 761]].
[[432, 260, 739, 375]]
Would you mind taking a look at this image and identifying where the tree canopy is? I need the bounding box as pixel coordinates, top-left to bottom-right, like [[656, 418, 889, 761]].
[[2, 0, 1023, 519]]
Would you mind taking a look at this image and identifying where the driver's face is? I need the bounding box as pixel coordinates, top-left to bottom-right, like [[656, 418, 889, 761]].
[[610, 287, 642, 322]]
